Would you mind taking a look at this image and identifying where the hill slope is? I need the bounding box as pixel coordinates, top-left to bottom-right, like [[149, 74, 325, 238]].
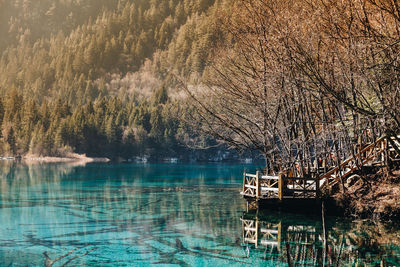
[[0, 0, 231, 159]]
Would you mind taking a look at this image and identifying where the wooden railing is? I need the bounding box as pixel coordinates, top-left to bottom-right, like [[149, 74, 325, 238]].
[[242, 171, 279, 198], [241, 135, 400, 201], [319, 136, 387, 188], [241, 173, 319, 200], [281, 175, 320, 199], [387, 135, 400, 161]]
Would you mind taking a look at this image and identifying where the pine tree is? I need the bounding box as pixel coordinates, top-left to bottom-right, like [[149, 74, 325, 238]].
[[149, 106, 164, 144], [153, 85, 168, 105], [0, 97, 4, 133], [4, 125, 16, 155]]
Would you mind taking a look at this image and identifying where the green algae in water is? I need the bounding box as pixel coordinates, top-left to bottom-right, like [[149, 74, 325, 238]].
[[0, 161, 398, 266]]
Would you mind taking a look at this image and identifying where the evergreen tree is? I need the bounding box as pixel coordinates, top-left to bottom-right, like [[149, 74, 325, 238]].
[[0, 0, 220, 159], [4, 125, 16, 155], [149, 106, 165, 144], [153, 85, 168, 105]]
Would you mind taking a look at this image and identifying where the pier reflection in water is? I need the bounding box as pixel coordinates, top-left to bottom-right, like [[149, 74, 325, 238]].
[[241, 211, 400, 266]]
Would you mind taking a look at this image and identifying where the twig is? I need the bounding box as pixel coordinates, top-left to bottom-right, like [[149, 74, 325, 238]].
[[61, 247, 98, 266], [43, 246, 97, 267], [44, 247, 81, 267], [335, 235, 344, 267]]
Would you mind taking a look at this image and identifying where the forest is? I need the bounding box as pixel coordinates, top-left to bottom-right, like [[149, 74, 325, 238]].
[[0, 0, 227, 160], [0, 0, 399, 165]]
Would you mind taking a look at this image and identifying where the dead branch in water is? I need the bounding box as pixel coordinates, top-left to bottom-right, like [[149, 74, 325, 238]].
[[43, 246, 97, 267]]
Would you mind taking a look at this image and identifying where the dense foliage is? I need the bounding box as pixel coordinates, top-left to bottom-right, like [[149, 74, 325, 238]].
[[4, 0, 396, 166], [0, 0, 226, 158]]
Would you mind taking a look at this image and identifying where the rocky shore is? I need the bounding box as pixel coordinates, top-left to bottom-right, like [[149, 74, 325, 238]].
[[333, 168, 400, 220]]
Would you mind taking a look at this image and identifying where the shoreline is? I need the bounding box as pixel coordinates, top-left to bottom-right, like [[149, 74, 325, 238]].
[[0, 154, 110, 164], [333, 169, 400, 220], [0, 155, 265, 165]]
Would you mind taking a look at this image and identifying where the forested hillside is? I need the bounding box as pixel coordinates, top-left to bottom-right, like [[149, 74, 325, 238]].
[[5, 0, 396, 164], [0, 0, 229, 159]]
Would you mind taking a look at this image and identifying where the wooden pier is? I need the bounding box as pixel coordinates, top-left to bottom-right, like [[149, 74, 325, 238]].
[[241, 134, 400, 208]]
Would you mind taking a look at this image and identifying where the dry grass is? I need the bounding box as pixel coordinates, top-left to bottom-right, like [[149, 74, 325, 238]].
[[333, 170, 400, 219]]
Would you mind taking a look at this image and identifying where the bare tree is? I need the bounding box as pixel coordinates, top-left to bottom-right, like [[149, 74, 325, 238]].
[[288, 0, 400, 136], [184, 0, 400, 174]]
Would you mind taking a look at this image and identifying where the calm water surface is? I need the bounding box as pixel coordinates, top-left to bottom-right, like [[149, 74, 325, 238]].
[[0, 162, 399, 266]]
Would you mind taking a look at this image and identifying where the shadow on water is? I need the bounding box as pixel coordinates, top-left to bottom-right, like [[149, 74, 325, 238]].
[[0, 161, 398, 266]]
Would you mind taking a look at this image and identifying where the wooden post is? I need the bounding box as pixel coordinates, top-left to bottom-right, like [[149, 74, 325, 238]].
[[278, 173, 284, 200], [242, 172, 246, 194], [316, 176, 320, 199], [256, 171, 260, 197]]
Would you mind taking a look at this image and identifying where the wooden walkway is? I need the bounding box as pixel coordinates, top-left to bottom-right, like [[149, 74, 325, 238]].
[[241, 134, 400, 204]]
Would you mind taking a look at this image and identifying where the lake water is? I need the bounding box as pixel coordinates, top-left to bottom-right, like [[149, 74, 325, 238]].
[[0, 162, 399, 266]]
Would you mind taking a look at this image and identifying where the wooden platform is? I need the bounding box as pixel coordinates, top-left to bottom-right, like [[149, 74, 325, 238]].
[[241, 134, 400, 209]]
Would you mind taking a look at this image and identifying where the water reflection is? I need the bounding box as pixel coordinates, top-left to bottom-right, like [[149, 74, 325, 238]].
[[0, 161, 255, 266], [241, 211, 400, 266], [0, 161, 399, 266]]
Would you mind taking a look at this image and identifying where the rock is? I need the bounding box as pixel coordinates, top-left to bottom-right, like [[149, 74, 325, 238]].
[[175, 238, 187, 251], [346, 174, 361, 187]]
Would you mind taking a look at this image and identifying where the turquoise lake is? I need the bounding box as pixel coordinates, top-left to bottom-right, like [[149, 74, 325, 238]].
[[0, 162, 399, 266]]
